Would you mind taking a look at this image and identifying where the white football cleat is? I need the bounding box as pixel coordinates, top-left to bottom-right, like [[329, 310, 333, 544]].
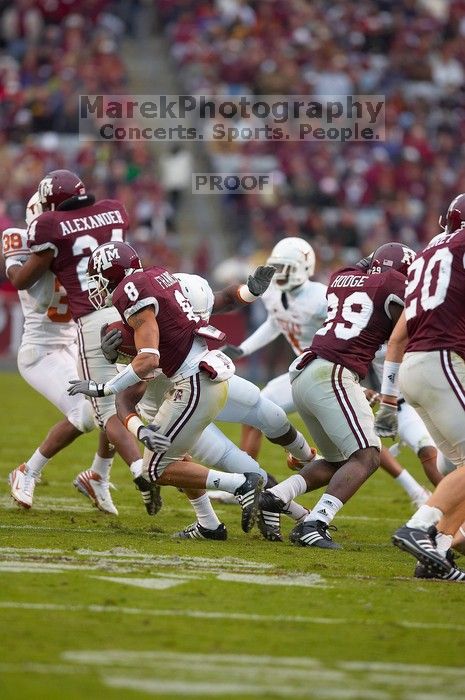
[[9, 464, 36, 509], [411, 487, 432, 508], [207, 489, 237, 505], [73, 469, 118, 515]]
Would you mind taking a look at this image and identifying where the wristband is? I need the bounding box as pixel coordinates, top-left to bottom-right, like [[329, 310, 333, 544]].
[[124, 412, 144, 437], [237, 284, 257, 303], [381, 361, 401, 398], [104, 363, 142, 395], [137, 348, 160, 357], [5, 257, 24, 272]]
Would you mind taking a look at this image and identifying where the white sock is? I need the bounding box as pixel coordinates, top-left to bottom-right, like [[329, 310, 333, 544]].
[[189, 494, 221, 529], [284, 500, 309, 522], [407, 504, 443, 529], [307, 493, 343, 525], [435, 532, 453, 557], [26, 449, 48, 478], [285, 432, 313, 461], [206, 470, 245, 493], [395, 469, 424, 498], [129, 459, 143, 479], [91, 454, 113, 480], [269, 474, 307, 504]]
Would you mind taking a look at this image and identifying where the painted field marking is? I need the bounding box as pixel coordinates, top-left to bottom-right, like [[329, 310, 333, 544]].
[[217, 572, 330, 588], [0, 601, 463, 633], [75, 549, 274, 571], [91, 575, 186, 590], [64, 650, 465, 699]]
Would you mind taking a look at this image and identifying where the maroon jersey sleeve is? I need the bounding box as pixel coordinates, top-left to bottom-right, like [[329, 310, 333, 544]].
[[27, 211, 60, 256], [27, 199, 129, 320], [112, 267, 206, 377], [112, 271, 160, 322]]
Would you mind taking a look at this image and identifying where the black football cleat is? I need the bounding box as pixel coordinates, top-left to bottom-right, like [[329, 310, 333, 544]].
[[414, 548, 465, 581], [257, 490, 285, 542], [289, 519, 341, 549], [234, 472, 264, 533], [173, 522, 227, 540], [392, 525, 452, 576], [133, 476, 163, 516]]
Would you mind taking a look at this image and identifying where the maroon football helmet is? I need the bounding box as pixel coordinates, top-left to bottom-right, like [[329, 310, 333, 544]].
[[439, 193, 465, 234], [368, 242, 416, 278], [38, 170, 86, 211], [87, 241, 142, 309]]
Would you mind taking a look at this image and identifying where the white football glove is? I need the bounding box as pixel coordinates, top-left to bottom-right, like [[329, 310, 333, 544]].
[[374, 401, 398, 438]]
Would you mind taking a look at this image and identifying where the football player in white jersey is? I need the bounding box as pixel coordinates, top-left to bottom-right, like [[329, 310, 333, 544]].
[[223, 237, 327, 459], [102, 271, 316, 538], [3, 194, 114, 511]]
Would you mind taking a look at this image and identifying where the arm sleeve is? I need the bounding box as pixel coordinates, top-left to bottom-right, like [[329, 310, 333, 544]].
[[27, 215, 58, 256], [239, 317, 281, 356], [113, 273, 159, 322]]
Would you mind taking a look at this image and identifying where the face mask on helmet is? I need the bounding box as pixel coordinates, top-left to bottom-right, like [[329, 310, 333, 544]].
[[174, 273, 214, 321], [439, 193, 465, 235], [87, 242, 142, 310], [267, 237, 316, 292], [25, 193, 42, 226]]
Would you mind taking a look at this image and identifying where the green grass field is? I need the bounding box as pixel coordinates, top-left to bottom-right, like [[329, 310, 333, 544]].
[[0, 371, 464, 700]]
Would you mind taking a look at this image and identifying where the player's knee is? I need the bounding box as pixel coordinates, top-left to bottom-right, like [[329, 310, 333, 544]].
[[256, 398, 289, 438], [356, 446, 380, 474], [436, 451, 457, 476], [67, 401, 96, 433]]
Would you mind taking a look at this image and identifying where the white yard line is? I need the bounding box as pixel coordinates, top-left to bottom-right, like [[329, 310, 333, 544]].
[[0, 601, 463, 633], [217, 572, 330, 588], [91, 575, 186, 590]]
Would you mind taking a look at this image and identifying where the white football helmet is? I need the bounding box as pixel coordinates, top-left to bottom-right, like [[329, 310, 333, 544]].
[[25, 192, 43, 226], [267, 237, 315, 291], [174, 273, 215, 321]]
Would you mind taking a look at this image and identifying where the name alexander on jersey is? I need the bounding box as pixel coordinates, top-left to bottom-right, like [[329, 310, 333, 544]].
[[56, 210, 125, 237]]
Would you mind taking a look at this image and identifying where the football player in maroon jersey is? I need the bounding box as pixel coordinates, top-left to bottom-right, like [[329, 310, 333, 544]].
[[68, 241, 276, 534], [257, 242, 415, 548], [377, 193, 465, 581], [7, 170, 146, 516]]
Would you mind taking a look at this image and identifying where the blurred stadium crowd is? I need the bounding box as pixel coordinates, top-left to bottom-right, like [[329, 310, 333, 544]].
[[0, 0, 182, 287], [1, 1, 465, 293], [160, 0, 465, 281]]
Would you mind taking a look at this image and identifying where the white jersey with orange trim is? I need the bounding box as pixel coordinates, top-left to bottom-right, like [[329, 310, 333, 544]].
[[239, 280, 328, 357], [3, 228, 77, 347]]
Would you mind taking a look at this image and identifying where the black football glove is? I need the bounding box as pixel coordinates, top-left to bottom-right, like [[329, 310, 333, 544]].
[[356, 252, 374, 271], [100, 323, 122, 364], [137, 424, 171, 452], [222, 344, 244, 360], [246, 265, 275, 297]]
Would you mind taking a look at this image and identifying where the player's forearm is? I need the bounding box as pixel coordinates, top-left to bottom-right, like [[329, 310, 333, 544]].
[[380, 312, 409, 402], [239, 319, 281, 356], [116, 382, 146, 423], [212, 285, 247, 313], [7, 255, 51, 289]]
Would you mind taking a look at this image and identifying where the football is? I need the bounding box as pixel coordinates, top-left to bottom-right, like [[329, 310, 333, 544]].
[[106, 320, 137, 360]]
